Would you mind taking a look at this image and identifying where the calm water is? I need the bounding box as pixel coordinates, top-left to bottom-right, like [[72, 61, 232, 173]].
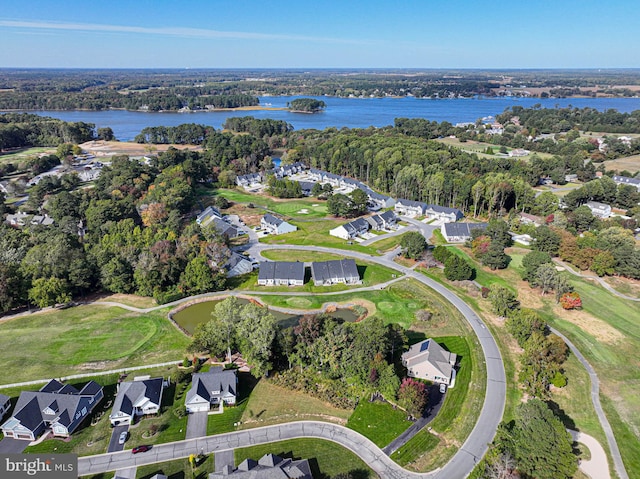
[[11, 95, 640, 141], [172, 297, 359, 334]]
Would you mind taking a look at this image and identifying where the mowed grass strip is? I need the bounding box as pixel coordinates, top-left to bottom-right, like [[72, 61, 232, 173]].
[[0, 305, 190, 384], [260, 219, 379, 255], [346, 401, 411, 448], [235, 438, 375, 478], [214, 188, 328, 218]]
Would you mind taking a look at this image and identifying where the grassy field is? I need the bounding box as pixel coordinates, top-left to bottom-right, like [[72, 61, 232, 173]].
[[603, 154, 640, 173], [0, 305, 190, 384], [134, 455, 214, 479], [435, 137, 554, 160], [260, 218, 380, 255], [429, 244, 640, 477], [261, 250, 345, 262], [207, 372, 258, 435], [0, 146, 54, 164], [239, 380, 353, 429], [214, 188, 328, 219], [235, 438, 377, 478], [368, 231, 412, 252], [392, 336, 484, 471], [346, 401, 412, 448], [258, 278, 470, 333]]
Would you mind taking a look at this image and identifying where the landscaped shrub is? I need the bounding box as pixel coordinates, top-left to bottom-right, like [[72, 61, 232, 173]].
[[559, 292, 582, 310]]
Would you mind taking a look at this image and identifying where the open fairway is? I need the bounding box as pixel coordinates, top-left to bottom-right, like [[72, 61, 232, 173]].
[[0, 146, 55, 164], [214, 188, 328, 219], [603, 153, 640, 173], [235, 438, 376, 478], [0, 305, 190, 384], [260, 218, 380, 254]]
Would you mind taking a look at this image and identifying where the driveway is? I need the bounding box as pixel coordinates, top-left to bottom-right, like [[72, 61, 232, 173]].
[[0, 437, 28, 453], [108, 424, 129, 453], [186, 411, 208, 439], [215, 449, 235, 472]]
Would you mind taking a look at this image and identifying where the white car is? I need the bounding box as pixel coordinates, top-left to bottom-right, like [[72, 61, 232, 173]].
[[118, 431, 128, 444], [439, 383, 447, 394]]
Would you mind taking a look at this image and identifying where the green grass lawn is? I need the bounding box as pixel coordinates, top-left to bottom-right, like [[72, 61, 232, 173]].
[[0, 146, 55, 164], [214, 189, 328, 219], [260, 218, 380, 255], [261, 250, 345, 262], [207, 372, 258, 435], [257, 278, 469, 333], [234, 438, 376, 478], [0, 305, 190, 384], [346, 401, 411, 448], [391, 336, 484, 471], [134, 455, 214, 479], [367, 231, 411, 252]]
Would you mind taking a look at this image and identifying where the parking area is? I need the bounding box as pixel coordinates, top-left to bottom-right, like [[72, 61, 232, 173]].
[[107, 424, 129, 453]]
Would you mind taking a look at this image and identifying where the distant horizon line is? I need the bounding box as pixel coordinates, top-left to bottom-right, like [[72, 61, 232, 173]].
[[2, 67, 640, 71]]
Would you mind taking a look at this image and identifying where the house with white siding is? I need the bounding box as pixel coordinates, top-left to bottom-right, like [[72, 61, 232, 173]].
[[185, 367, 237, 413], [261, 214, 297, 235], [395, 199, 428, 217], [441, 222, 487, 243], [329, 217, 370, 240]]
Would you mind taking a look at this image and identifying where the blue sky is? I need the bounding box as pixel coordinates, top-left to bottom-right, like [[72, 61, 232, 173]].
[[0, 0, 637, 68]]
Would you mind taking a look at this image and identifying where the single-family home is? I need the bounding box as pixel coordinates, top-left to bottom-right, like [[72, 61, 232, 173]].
[[311, 259, 361, 286], [261, 214, 297, 235], [185, 367, 238, 413], [585, 201, 612, 219], [402, 339, 457, 385], [0, 393, 11, 421], [508, 148, 530, 157], [612, 175, 640, 191], [329, 217, 370, 240], [109, 376, 166, 426], [212, 217, 239, 239], [196, 206, 222, 227], [441, 222, 488, 243], [512, 233, 533, 246], [257, 261, 305, 286], [5, 212, 55, 228], [518, 212, 544, 227], [1, 379, 103, 441], [395, 199, 428, 218], [224, 253, 254, 278], [564, 174, 578, 183], [424, 205, 464, 223], [209, 453, 314, 479]]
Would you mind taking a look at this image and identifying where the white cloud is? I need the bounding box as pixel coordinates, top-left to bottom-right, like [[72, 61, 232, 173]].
[[0, 19, 369, 45]]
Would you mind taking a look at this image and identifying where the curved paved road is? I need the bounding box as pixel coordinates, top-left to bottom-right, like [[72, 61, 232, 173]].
[[551, 328, 628, 479], [78, 420, 471, 478], [552, 258, 640, 302]]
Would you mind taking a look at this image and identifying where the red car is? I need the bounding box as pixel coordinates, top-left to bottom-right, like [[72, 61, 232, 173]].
[[132, 445, 152, 454]]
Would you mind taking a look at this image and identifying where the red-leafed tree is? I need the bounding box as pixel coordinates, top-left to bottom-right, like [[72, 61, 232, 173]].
[[397, 378, 428, 418], [559, 292, 582, 310]]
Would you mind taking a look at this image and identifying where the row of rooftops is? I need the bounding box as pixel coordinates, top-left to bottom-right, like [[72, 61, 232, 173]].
[[5, 211, 54, 227], [257, 258, 360, 284]]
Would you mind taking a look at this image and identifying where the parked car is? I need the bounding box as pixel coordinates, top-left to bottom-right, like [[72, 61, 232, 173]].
[[439, 383, 447, 394], [118, 431, 128, 444], [132, 445, 152, 454]]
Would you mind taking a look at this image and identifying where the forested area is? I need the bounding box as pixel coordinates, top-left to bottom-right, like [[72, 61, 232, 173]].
[[1, 111, 639, 312], [0, 113, 95, 149], [288, 98, 326, 112]]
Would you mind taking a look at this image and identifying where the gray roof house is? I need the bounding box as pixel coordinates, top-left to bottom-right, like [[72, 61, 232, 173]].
[[225, 253, 254, 278], [209, 453, 313, 479], [196, 206, 223, 227], [0, 393, 10, 421], [402, 339, 457, 385], [585, 201, 612, 218], [5, 212, 55, 228], [236, 173, 263, 188], [1, 379, 103, 441], [423, 205, 464, 223], [109, 377, 165, 426], [395, 199, 428, 217], [362, 187, 396, 210], [257, 261, 305, 286], [212, 217, 239, 239], [441, 222, 487, 243], [311, 259, 361, 286], [329, 217, 370, 240], [366, 210, 397, 230], [261, 214, 297, 235], [185, 367, 238, 413], [613, 175, 640, 191]]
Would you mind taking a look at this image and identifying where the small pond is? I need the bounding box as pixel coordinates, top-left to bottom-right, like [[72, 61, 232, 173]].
[[172, 297, 360, 334]]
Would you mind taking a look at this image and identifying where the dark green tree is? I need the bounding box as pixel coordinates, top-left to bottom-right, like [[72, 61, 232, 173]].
[[400, 231, 427, 259], [488, 284, 519, 317], [481, 241, 511, 270], [532, 226, 561, 256], [444, 255, 474, 281], [522, 250, 553, 283]]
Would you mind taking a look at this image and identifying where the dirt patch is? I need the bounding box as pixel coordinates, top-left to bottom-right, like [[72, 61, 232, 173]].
[[603, 276, 640, 299], [552, 304, 625, 344], [79, 140, 202, 157], [603, 154, 640, 174], [337, 298, 376, 318], [95, 293, 157, 309]]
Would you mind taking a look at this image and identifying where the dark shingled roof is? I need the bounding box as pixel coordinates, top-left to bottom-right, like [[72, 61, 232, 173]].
[[442, 222, 487, 238], [311, 259, 360, 284], [209, 453, 314, 478], [258, 261, 305, 283], [262, 214, 283, 227], [111, 377, 164, 418]]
